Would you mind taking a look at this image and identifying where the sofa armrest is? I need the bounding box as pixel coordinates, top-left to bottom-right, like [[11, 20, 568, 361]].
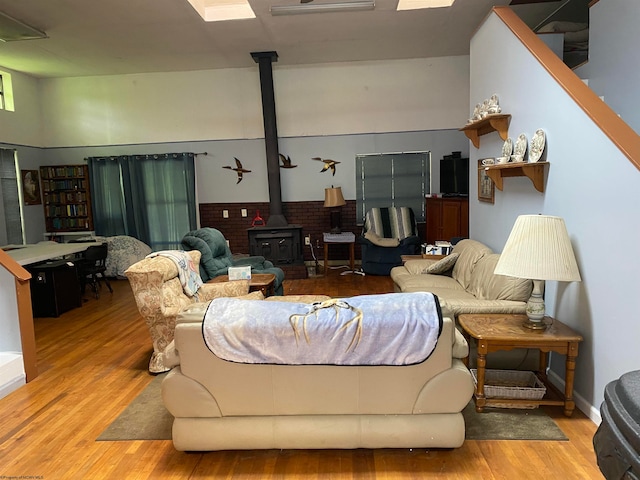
[[232, 256, 267, 267], [197, 279, 250, 302], [452, 327, 469, 359], [439, 298, 527, 319]]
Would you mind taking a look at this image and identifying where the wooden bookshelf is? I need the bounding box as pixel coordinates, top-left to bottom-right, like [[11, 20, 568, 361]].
[[40, 165, 94, 233]]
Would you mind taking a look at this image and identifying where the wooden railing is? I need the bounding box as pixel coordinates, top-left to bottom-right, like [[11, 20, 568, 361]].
[[0, 249, 37, 382], [492, 6, 640, 171]]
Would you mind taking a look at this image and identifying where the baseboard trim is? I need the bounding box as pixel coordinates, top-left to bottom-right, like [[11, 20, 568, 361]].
[[547, 369, 601, 425]]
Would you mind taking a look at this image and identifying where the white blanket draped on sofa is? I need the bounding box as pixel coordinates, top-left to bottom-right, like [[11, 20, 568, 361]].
[[202, 292, 443, 366]]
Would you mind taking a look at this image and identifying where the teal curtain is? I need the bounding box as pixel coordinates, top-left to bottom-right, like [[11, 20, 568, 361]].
[[87, 153, 196, 250]]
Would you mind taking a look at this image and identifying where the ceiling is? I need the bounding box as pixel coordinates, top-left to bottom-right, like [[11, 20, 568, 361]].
[[0, 0, 573, 79]]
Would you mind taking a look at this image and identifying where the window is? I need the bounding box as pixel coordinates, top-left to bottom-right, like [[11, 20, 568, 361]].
[[0, 71, 14, 111], [355, 151, 431, 224], [87, 153, 197, 250], [0, 148, 25, 245]]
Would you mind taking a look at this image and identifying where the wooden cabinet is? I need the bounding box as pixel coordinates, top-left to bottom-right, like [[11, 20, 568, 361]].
[[425, 197, 469, 244], [40, 165, 94, 233]]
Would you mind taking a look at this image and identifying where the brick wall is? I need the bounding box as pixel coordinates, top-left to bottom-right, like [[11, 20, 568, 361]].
[[199, 200, 425, 265], [199, 200, 358, 263]]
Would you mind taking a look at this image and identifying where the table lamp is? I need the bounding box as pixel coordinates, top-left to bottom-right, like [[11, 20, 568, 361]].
[[494, 214, 581, 329], [324, 186, 346, 233]]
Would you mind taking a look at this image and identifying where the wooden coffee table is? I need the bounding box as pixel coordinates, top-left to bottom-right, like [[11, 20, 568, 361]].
[[458, 313, 583, 417], [208, 273, 276, 297]]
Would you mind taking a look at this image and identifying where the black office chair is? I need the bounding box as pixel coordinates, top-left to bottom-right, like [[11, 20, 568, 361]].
[[77, 243, 113, 299]]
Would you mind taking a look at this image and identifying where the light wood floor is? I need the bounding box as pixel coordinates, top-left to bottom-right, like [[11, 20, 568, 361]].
[[0, 274, 603, 479]]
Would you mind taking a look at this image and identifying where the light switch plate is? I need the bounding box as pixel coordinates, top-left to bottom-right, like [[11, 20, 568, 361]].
[[223, 210, 229, 218], [241, 208, 247, 217]]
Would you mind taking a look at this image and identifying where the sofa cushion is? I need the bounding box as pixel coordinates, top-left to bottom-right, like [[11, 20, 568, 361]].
[[391, 269, 464, 293], [467, 254, 533, 301], [451, 239, 493, 290], [423, 253, 460, 275]]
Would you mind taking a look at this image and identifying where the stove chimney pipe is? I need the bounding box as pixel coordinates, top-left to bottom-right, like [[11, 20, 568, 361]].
[[251, 51, 287, 227]]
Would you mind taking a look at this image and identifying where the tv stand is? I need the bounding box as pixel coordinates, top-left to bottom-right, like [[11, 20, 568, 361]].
[[442, 193, 469, 198]]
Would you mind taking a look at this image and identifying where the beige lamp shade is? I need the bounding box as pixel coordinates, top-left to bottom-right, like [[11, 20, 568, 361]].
[[324, 187, 346, 208], [495, 215, 581, 328], [494, 215, 581, 282]]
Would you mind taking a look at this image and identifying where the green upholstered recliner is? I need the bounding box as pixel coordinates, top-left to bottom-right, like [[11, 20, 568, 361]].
[[181, 227, 284, 295]]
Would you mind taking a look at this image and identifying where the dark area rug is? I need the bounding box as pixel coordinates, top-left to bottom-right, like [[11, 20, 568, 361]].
[[98, 374, 567, 442]]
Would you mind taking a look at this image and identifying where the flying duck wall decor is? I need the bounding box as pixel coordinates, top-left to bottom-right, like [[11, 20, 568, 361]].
[[222, 157, 251, 184], [312, 157, 340, 176], [278, 153, 297, 168]]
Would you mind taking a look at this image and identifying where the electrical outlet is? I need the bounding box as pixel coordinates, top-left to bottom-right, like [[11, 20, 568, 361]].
[[241, 208, 247, 217], [223, 209, 229, 218], [305, 235, 311, 246]]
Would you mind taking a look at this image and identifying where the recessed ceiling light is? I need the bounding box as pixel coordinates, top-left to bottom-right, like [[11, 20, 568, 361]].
[[0, 11, 47, 42], [397, 0, 455, 11], [186, 0, 256, 22]]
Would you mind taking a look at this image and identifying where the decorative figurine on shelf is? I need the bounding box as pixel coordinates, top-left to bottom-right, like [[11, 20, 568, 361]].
[[251, 210, 265, 227], [487, 94, 501, 114], [222, 157, 251, 184], [469, 103, 482, 124], [468, 94, 501, 124]]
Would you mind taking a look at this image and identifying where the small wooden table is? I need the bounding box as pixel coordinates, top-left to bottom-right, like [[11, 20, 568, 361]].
[[323, 235, 355, 275], [458, 313, 583, 417], [400, 254, 447, 263], [208, 273, 276, 297]]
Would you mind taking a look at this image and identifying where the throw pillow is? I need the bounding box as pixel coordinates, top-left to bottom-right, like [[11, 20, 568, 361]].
[[364, 230, 400, 247], [422, 253, 460, 275]]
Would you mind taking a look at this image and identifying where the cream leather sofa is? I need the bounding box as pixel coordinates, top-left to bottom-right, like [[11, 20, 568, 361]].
[[162, 299, 474, 451], [391, 239, 533, 320], [391, 239, 536, 369]]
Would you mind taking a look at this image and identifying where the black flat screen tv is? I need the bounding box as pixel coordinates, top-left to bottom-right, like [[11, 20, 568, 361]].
[[440, 157, 469, 196]]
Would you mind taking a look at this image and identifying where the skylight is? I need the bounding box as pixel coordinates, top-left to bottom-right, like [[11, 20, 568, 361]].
[[397, 0, 455, 10], [186, 0, 256, 22]]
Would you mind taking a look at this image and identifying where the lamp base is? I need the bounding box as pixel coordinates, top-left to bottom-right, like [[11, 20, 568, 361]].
[[522, 318, 548, 330], [523, 280, 547, 329], [329, 210, 342, 234]]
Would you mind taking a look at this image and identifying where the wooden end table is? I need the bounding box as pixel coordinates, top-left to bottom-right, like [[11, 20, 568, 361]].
[[323, 235, 355, 275], [400, 254, 447, 264], [458, 313, 583, 417], [207, 273, 276, 297]]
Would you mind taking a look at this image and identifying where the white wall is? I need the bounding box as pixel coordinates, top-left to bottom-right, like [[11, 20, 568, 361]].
[[0, 67, 43, 147], [586, 0, 640, 134], [39, 56, 469, 147], [470, 12, 640, 419], [37, 56, 470, 205]]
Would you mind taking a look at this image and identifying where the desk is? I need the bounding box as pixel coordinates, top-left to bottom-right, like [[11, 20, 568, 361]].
[[323, 233, 355, 275], [208, 273, 276, 297], [458, 313, 583, 417], [3, 242, 97, 266]]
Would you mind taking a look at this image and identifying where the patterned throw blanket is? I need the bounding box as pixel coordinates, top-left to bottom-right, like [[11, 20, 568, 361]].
[[147, 250, 203, 297], [202, 292, 443, 365]]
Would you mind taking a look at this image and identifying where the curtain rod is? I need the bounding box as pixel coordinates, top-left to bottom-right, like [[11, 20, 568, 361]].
[[84, 152, 208, 161]]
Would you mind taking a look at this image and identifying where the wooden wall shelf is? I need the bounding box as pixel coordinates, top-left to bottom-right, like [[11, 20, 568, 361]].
[[460, 114, 511, 148], [484, 162, 549, 193]]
